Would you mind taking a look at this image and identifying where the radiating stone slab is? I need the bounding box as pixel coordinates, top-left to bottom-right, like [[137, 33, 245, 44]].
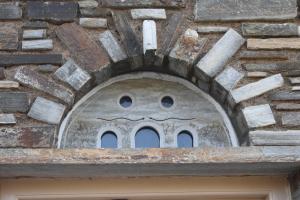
[[276, 103, 300, 110], [99, 30, 127, 63], [228, 74, 284, 107], [0, 114, 16, 125], [112, 12, 143, 69], [79, 18, 107, 28], [0, 125, 56, 148], [248, 38, 300, 50], [0, 92, 29, 113], [0, 24, 18, 51], [271, 91, 300, 101], [22, 39, 53, 51], [143, 20, 157, 60], [194, 0, 297, 22], [242, 104, 276, 129], [78, 0, 99, 8], [196, 26, 229, 33], [211, 67, 244, 103], [0, 54, 62, 66], [195, 29, 245, 82], [131, 9, 166, 19], [28, 97, 66, 125], [169, 29, 207, 78], [102, 0, 186, 8], [249, 130, 300, 146], [0, 3, 22, 20], [27, 1, 78, 23], [282, 112, 300, 127], [54, 59, 91, 91], [23, 29, 47, 39], [56, 23, 110, 73], [242, 23, 298, 37], [239, 51, 288, 60], [247, 72, 268, 78], [23, 21, 48, 29], [0, 81, 19, 89], [14, 67, 74, 105]]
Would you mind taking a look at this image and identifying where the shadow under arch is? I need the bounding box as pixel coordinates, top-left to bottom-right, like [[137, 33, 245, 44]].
[[58, 72, 239, 148]]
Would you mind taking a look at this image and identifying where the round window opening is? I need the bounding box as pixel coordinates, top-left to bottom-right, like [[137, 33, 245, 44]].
[[119, 95, 133, 108], [161, 96, 174, 108]]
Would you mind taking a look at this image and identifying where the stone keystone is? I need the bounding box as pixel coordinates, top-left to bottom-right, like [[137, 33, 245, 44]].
[[195, 29, 245, 82]]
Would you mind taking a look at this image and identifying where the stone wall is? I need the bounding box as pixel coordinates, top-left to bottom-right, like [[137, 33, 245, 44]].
[[1, 0, 300, 148]]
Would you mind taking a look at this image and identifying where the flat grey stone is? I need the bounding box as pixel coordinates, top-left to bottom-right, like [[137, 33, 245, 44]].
[[28, 97, 66, 125], [0, 81, 19, 89], [0, 92, 30, 113], [276, 103, 300, 110], [0, 54, 62, 66], [228, 74, 284, 107], [244, 62, 300, 72], [289, 77, 300, 85], [249, 130, 300, 146], [0, 3, 22, 20], [78, 0, 99, 8], [169, 29, 207, 78], [79, 18, 107, 29], [37, 64, 59, 73], [194, 0, 297, 22], [239, 51, 288, 60], [0, 23, 19, 51], [99, 30, 128, 63], [196, 26, 229, 33], [242, 23, 298, 37], [23, 21, 48, 29], [14, 67, 74, 105], [54, 59, 92, 91], [27, 1, 78, 23], [195, 29, 245, 82], [23, 29, 47, 39], [246, 72, 268, 78], [80, 7, 108, 17], [282, 112, 300, 127], [211, 67, 244, 103], [22, 39, 53, 51], [242, 104, 276, 129], [271, 91, 300, 101], [247, 38, 300, 50], [0, 114, 16, 125], [102, 0, 186, 8], [131, 9, 167, 19]]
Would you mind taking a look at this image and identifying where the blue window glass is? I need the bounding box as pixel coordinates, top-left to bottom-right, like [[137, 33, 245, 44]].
[[135, 127, 160, 148], [177, 131, 193, 148], [101, 131, 118, 148]]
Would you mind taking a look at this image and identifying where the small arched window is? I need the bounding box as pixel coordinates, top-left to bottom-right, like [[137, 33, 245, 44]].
[[135, 127, 160, 148], [100, 131, 118, 148], [177, 131, 193, 148]]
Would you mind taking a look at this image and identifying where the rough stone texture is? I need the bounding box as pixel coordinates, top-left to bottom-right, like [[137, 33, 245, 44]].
[[112, 12, 143, 69], [102, 0, 186, 8], [242, 104, 276, 129], [247, 72, 268, 78], [249, 130, 300, 146], [0, 3, 22, 20], [56, 23, 110, 73], [228, 74, 284, 107], [78, 0, 98, 8], [0, 54, 63, 66], [23, 29, 47, 39], [143, 20, 157, 66], [239, 51, 288, 60], [0, 24, 18, 51], [0, 92, 29, 113], [131, 9, 167, 20], [276, 103, 300, 110], [27, 1, 78, 23], [0, 68, 5, 80], [248, 38, 300, 50], [169, 29, 207, 77], [14, 67, 74, 105], [290, 77, 300, 85], [270, 91, 300, 101], [211, 67, 244, 103], [0, 81, 19, 89], [54, 59, 92, 91], [99, 30, 128, 63], [1, 147, 300, 177], [22, 39, 53, 51], [244, 62, 300, 73], [0, 114, 16, 125], [195, 29, 245, 82], [194, 0, 297, 22], [23, 21, 48, 29], [80, 7, 108, 17], [0, 126, 56, 148], [79, 18, 107, 28], [282, 112, 300, 127], [37, 65, 59, 73], [242, 23, 298, 37], [196, 26, 229, 33], [292, 86, 300, 91], [28, 97, 66, 125]]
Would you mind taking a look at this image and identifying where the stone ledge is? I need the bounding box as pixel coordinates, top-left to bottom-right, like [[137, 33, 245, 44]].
[[0, 147, 300, 178]]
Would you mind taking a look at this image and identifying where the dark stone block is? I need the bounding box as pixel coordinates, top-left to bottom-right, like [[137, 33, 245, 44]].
[[0, 68, 5, 80], [102, 0, 186, 8], [23, 21, 49, 29], [0, 3, 22, 20], [80, 7, 109, 17], [0, 54, 63, 66], [0, 92, 30, 113], [0, 24, 19, 51], [27, 1, 78, 23], [270, 91, 300, 101]]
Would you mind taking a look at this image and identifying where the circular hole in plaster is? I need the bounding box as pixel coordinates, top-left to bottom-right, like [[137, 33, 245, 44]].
[[161, 96, 174, 108], [119, 96, 133, 108]]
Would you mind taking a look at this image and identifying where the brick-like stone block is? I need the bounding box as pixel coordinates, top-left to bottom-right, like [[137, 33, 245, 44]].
[[22, 39, 53, 51], [23, 21, 48, 29], [242, 23, 298, 37], [23, 29, 47, 39], [0, 114, 16, 125], [282, 112, 300, 127], [0, 92, 30, 113], [79, 18, 107, 29], [249, 130, 300, 146], [102, 0, 186, 8], [0, 54, 62, 66], [28, 97, 66, 125], [78, 0, 99, 8], [131, 9, 167, 19], [0, 3, 22, 20], [271, 91, 300, 101], [0, 23, 18, 51], [239, 51, 288, 60], [248, 38, 300, 50]]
